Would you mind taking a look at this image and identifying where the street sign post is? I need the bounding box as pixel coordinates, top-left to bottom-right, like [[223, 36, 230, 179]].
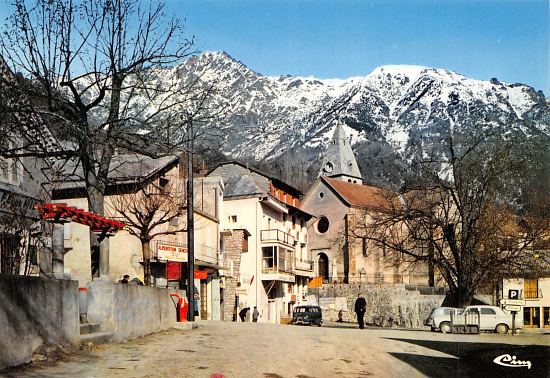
[[504, 305, 521, 312], [500, 299, 525, 306]]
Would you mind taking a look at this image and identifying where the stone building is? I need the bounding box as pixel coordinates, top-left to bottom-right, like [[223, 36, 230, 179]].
[[208, 162, 314, 323], [301, 122, 430, 285]]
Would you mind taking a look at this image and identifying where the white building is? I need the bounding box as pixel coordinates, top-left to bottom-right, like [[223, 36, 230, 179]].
[[501, 275, 550, 330], [209, 162, 314, 323]]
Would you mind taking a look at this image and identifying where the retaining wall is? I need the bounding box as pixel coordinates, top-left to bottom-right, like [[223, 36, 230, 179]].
[[0, 275, 79, 370], [310, 283, 446, 328], [86, 281, 185, 342]]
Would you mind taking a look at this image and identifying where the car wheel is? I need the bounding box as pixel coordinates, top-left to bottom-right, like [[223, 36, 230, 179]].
[[317, 322, 322, 327], [440, 321, 451, 334], [495, 323, 509, 334]]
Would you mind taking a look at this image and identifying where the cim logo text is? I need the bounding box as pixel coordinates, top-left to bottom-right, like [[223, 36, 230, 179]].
[[493, 354, 531, 370]]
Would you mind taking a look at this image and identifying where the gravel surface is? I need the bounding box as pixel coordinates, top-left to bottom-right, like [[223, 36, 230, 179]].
[[3, 321, 549, 378]]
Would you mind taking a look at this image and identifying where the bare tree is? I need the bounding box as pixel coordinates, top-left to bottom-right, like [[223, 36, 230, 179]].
[[107, 169, 187, 285], [352, 130, 550, 307], [0, 194, 46, 276], [1, 0, 224, 218]]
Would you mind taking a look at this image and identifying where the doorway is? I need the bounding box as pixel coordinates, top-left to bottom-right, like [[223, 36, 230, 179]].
[[523, 307, 540, 328], [318, 253, 329, 283]]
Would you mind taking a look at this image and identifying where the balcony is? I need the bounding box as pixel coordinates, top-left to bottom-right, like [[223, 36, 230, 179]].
[[294, 259, 314, 277], [523, 289, 543, 300], [260, 229, 295, 247], [261, 245, 295, 283]]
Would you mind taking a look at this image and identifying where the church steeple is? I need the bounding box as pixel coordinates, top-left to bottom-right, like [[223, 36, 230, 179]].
[[318, 121, 363, 184]]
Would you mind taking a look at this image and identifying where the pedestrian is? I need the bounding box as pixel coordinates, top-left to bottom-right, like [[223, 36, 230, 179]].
[[120, 274, 130, 284], [252, 306, 259, 322], [239, 307, 250, 322], [354, 293, 367, 329], [337, 309, 343, 323]]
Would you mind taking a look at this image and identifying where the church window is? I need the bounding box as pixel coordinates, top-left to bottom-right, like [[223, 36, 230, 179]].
[[317, 216, 329, 234], [362, 238, 368, 256], [319, 192, 324, 198]]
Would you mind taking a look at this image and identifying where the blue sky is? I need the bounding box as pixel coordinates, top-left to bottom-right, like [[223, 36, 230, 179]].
[[0, 1, 547, 93], [173, 0, 549, 94]]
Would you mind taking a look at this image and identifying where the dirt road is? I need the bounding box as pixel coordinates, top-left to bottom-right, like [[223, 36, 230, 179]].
[[3, 321, 549, 377]]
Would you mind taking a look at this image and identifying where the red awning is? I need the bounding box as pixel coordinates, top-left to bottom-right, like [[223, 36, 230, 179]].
[[35, 203, 125, 234]]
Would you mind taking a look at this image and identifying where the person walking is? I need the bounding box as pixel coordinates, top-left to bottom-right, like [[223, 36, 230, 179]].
[[252, 306, 259, 322], [354, 293, 367, 329], [239, 307, 250, 322]]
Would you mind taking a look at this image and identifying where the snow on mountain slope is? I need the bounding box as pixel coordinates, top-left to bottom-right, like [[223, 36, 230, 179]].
[[112, 51, 548, 180]]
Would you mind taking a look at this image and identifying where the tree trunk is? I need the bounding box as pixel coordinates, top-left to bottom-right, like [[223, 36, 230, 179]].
[[428, 237, 435, 287], [142, 239, 151, 286]]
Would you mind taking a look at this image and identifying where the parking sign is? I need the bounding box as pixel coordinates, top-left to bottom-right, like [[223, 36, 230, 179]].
[[508, 289, 519, 299]]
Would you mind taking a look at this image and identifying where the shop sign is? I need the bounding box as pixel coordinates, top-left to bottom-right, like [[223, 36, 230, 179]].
[[194, 270, 208, 279], [166, 261, 182, 280], [156, 242, 187, 262]]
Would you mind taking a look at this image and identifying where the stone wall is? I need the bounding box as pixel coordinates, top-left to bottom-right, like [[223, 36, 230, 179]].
[[0, 275, 79, 370], [310, 283, 447, 328], [221, 230, 244, 322], [86, 281, 185, 342]]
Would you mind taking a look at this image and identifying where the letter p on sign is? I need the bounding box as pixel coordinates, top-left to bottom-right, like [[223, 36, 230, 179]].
[[508, 289, 519, 299]]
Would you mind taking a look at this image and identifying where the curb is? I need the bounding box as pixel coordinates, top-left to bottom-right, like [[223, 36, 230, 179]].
[[172, 322, 199, 331]]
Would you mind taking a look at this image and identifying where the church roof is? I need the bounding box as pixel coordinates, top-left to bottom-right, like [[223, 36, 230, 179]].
[[322, 177, 389, 210], [318, 123, 362, 180]]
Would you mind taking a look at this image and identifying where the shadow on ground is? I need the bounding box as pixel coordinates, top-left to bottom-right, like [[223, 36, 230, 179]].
[[385, 337, 550, 378]]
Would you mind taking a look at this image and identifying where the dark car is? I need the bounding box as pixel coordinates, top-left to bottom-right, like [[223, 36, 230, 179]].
[[292, 305, 323, 326]]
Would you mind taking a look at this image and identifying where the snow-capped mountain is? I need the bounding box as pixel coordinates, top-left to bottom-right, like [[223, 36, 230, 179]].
[[160, 51, 549, 186]]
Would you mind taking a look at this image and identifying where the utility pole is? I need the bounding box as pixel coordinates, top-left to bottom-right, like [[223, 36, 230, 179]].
[[186, 117, 195, 322]]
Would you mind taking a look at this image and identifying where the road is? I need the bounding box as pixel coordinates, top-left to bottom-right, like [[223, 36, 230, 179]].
[[3, 321, 549, 378]]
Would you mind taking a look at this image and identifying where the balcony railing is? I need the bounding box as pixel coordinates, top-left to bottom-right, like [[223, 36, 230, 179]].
[[523, 289, 543, 300], [295, 259, 313, 271], [262, 257, 294, 275], [260, 229, 295, 246]]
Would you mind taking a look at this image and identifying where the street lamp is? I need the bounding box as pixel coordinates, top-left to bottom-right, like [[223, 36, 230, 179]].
[[184, 113, 195, 322]]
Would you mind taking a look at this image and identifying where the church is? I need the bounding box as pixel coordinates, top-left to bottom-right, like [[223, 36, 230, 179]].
[[301, 122, 431, 285]]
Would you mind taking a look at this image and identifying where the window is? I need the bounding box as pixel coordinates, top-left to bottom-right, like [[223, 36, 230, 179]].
[[317, 216, 329, 233], [543, 307, 550, 328], [242, 234, 248, 252], [480, 308, 496, 315], [28, 245, 38, 266], [524, 279, 538, 299], [0, 153, 19, 185], [319, 192, 324, 199], [283, 214, 287, 222], [362, 238, 368, 256], [292, 216, 296, 229], [230, 215, 237, 223]]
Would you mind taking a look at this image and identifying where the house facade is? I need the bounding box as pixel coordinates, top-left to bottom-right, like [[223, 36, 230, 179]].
[[51, 154, 225, 320], [301, 123, 430, 285], [0, 54, 60, 277], [208, 162, 314, 323], [501, 275, 550, 330]]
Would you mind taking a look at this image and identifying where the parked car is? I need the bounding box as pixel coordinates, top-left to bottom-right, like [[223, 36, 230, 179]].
[[426, 305, 521, 334], [424, 307, 462, 333], [462, 305, 520, 334], [292, 305, 323, 326]]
